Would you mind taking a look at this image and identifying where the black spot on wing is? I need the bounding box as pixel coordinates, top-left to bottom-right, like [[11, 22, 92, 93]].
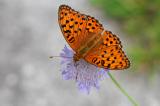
[[92, 57, 98, 63], [68, 37, 75, 43]]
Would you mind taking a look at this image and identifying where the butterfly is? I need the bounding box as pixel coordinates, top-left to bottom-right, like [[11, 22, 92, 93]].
[[58, 4, 130, 70]]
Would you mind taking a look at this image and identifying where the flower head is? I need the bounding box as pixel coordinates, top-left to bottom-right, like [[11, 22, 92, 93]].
[[60, 45, 108, 94]]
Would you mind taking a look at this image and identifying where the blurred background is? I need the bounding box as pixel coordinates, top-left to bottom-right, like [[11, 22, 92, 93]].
[[0, 0, 160, 106]]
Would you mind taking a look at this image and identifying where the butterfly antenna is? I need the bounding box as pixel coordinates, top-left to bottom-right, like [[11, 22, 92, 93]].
[[49, 56, 72, 59]]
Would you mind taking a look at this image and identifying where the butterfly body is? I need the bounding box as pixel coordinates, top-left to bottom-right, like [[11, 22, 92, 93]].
[[58, 5, 130, 70], [73, 32, 102, 61]]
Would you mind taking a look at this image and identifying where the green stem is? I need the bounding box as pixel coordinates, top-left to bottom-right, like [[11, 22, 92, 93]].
[[107, 71, 139, 106]]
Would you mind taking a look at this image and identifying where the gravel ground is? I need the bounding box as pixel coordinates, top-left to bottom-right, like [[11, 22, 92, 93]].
[[0, 0, 160, 106]]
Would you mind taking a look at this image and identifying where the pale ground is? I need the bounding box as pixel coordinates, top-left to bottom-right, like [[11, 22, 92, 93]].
[[0, 0, 160, 106]]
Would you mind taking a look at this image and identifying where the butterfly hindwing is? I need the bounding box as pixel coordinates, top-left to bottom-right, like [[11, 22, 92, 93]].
[[102, 31, 122, 48], [85, 45, 130, 70], [84, 31, 130, 70]]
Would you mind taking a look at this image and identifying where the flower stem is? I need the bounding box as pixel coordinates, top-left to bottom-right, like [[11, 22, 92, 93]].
[[107, 71, 139, 106]]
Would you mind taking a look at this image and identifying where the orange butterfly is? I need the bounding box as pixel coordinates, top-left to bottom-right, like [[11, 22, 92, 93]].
[[58, 5, 130, 70]]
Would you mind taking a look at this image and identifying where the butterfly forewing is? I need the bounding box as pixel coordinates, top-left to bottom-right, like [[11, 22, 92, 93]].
[[58, 5, 104, 53]]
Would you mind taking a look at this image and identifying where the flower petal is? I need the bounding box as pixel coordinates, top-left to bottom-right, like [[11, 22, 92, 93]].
[[60, 46, 108, 94]]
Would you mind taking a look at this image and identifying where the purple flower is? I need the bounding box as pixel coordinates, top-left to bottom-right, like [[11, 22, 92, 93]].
[[60, 45, 108, 94]]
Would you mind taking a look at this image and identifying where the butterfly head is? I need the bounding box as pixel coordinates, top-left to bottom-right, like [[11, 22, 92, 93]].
[[73, 54, 82, 62]]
